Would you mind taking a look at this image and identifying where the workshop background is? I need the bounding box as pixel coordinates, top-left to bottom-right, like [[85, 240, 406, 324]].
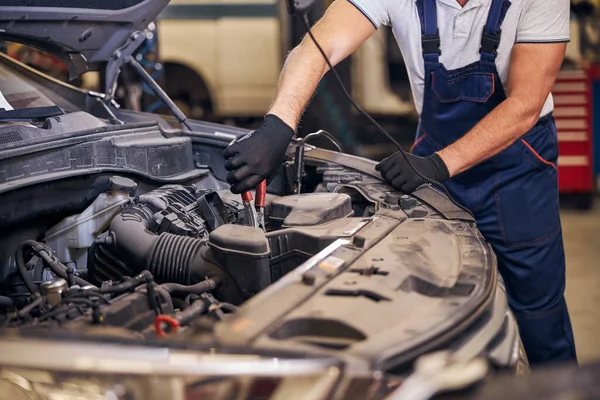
[[5, 0, 600, 364]]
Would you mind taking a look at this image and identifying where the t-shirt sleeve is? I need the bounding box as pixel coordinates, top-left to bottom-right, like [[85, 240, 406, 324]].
[[346, 0, 390, 29], [516, 0, 570, 43]]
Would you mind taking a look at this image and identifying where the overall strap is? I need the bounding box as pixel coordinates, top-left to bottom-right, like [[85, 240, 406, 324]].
[[416, 0, 441, 64], [480, 0, 512, 63]]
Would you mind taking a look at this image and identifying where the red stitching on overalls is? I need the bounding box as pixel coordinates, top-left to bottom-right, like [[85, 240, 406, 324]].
[[410, 134, 426, 153], [520, 139, 557, 170]]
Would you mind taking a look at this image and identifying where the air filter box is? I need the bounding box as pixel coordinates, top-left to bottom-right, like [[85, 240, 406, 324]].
[[208, 225, 271, 298], [269, 193, 353, 227]]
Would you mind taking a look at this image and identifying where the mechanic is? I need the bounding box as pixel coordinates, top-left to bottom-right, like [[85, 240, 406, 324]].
[[222, 0, 577, 366]]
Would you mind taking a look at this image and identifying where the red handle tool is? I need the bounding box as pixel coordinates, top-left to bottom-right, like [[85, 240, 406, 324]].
[[241, 191, 253, 203], [255, 180, 267, 208]]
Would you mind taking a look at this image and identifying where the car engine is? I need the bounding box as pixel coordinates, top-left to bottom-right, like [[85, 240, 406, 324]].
[[0, 172, 366, 338]]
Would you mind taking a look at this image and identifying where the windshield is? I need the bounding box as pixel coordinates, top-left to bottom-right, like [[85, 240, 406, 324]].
[[0, 61, 57, 111], [0, 52, 88, 128]]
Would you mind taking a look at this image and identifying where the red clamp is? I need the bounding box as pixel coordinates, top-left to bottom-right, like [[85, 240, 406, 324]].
[[154, 314, 180, 337]]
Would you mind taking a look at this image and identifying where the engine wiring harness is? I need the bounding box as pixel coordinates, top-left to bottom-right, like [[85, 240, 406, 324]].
[[4, 240, 236, 336]]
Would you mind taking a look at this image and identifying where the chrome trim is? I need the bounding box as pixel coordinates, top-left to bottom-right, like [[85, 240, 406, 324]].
[[0, 338, 338, 376]]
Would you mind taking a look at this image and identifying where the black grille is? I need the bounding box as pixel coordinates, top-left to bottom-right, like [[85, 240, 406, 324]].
[[0, 131, 23, 144]]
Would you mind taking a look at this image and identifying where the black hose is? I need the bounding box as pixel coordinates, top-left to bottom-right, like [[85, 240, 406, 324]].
[[176, 299, 208, 326], [159, 278, 219, 297], [36, 246, 94, 288], [156, 287, 174, 314], [63, 290, 111, 304], [100, 271, 153, 294], [64, 298, 98, 308], [0, 296, 14, 309], [38, 305, 80, 322], [15, 241, 41, 295], [17, 296, 44, 317]]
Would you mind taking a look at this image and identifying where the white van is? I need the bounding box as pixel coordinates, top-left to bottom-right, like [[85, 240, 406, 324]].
[[155, 0, 417, 121]]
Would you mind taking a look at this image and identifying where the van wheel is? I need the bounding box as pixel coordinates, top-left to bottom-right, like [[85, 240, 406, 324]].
[[161, 63, 214, 122]]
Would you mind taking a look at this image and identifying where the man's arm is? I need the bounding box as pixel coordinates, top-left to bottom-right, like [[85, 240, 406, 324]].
[[437, 42, 567, 176], [268, 0, 376, 129], [223, 0, 377, 193]]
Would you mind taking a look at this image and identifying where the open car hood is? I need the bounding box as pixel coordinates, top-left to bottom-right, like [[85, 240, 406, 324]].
[[0, 0, 169, 79]]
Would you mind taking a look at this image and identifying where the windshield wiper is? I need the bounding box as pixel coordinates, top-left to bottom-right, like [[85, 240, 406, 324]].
[[0, 105, 63, 122]]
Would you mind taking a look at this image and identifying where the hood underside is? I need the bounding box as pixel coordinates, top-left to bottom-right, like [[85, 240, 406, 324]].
[[0, 0, 169, 79]]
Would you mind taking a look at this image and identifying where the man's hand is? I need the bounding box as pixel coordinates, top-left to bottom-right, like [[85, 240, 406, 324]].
[[223, 114, 294, 194], [376, 152, 450, 192]]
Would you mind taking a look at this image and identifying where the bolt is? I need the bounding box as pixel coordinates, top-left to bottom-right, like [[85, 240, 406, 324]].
[[352, 235, 366, 248], [302, 272, 316, 286], [79, 28, 93, 42]]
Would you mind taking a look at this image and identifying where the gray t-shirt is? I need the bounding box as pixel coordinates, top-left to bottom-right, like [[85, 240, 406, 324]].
[[348, 0, 570, 116]]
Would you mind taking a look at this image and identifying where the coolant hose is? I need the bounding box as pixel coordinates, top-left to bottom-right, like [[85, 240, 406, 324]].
[[176, 299, 208, 326], [160, 278, 219, 297], [100, 271, 153, 294]]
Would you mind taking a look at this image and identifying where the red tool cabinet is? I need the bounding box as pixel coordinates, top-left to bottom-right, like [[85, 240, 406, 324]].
[[552, 68, 594, 206]]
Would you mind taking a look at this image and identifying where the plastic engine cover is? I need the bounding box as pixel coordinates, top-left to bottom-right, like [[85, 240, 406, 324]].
[[269, 193, 353, 227]]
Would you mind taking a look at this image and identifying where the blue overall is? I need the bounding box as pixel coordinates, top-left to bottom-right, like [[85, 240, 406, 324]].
[[411, 0, 578, 366]]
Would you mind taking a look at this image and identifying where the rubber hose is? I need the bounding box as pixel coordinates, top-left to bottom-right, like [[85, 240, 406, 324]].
[[100, 271, 153, 294], [149, 233, 206, 284], [17, 296, 44, 317], [159, 278, 219, 297], [36, 248, 94, 288], [156, 287, 174, 314], [15, 241, 40, 295], [176, 299, 208, 326]]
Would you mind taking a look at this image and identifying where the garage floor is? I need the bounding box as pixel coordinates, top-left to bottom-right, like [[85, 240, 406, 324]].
[[562, 204, 600, 364]]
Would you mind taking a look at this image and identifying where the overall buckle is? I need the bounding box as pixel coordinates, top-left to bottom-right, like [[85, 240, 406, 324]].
[[422, 33, 441, 55], [480, 29, 502, 56]]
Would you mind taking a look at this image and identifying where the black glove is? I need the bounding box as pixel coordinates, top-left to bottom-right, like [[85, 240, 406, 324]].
[[375, 151, 450, 193], [223, 114, 295, 194]]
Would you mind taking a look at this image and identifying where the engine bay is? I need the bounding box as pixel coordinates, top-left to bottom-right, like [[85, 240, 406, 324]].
[[0, 164, 383, 338]]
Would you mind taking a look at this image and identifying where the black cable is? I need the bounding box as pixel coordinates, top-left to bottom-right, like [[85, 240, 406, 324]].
[[300, 14, 473, 216], [302, 130, 344, 152]]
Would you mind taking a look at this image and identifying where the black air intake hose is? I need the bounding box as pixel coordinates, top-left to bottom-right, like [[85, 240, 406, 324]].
[[90, 203, 243, 304], [149, 234, 206, 283]]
